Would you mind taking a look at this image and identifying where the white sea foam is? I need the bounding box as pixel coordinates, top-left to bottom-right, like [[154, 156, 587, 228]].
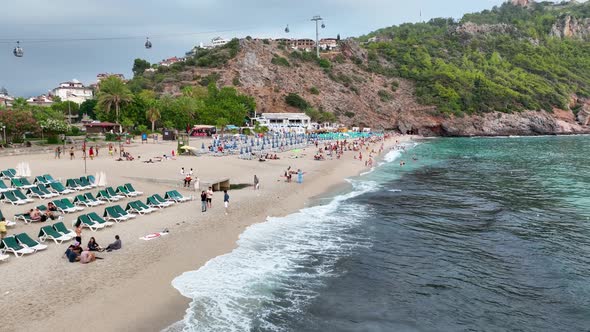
[[166, 180, 379, 332]]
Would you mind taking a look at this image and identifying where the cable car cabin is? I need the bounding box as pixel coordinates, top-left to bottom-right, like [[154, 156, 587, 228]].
[[13, 41, 23, 57], [189, 125, 217, 137], [145, 38, 152, 49]]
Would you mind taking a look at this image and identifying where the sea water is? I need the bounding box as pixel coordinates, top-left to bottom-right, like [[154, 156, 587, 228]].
[[168, 136, 590, 332]]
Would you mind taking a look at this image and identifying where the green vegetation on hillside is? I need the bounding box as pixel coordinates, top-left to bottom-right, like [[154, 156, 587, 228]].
[[360, 2, 590, 114]]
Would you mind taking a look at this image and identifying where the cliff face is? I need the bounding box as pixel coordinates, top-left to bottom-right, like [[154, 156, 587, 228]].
[[550, 15, 590, 39]]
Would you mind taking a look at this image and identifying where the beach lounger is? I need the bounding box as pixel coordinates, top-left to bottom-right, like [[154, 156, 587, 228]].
[[1, 191, 28, 205], [135, 201, 158, 214], [61, 198, 84, 211], [87, 175, 98, 187], [113, 204, 136, 219], [165, 190, 191, 203], [43, 174, 59, 184], [34, 176, 50, 185], [20, 178, 36, 189], [13, 212, 33, 223], [97, 190, 120, 202], [87, 212, 114, 227], [16, 233, 48, 251], [52, 199, 78, 214], [103, 206, 130, 222], [74, 179, 91, 190], [79, 176, 96, 188], [0, 180, 10, 193], [74, 194, 101, 207], [154, 194, 175, 207], [84, 192, 105, 205], [124, 183, 143, 195], [12, 189, 34, 203], [75, 215, 105, 231], [126, 201, 156, 215], [36, 184, 59, 198], [52, 221, 76, 238], [65, 179, 81, 191], [0, 236, 35, 257], [38, 225, 72, 244], [116, 185, 138, 197], [49, 182, 75, 195], [0, 169, 15, 180], [26, 186, 53, 199], [106, 187, 125, 200], [146, 196, 168, 209], [0, 253, 8, 262]]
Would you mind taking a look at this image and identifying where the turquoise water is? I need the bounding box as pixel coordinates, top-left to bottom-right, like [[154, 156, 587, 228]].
[[170, 136, 590, 331]]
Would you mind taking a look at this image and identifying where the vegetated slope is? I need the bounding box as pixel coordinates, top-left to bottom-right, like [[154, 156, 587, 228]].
[[132, 1, 590, 136]]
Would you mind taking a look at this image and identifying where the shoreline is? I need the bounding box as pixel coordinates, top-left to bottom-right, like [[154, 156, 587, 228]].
[[4, 135, 415, 332]]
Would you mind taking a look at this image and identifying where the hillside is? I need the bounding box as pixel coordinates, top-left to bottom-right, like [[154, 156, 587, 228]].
[[129, 0, 590, 136]]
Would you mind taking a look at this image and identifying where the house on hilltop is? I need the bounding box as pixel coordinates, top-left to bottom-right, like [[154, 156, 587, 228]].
[[50, 79, 93, 104]]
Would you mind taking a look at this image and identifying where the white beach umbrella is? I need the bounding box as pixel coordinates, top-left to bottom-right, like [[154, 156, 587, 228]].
[[99, 171, 107, 187], [93, 172, 101, 186], [24, 162, 31, 177]]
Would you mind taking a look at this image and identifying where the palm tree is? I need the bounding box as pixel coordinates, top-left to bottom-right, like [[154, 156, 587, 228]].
[[146, 104, 161, 132], [96, 76, 133, 132]]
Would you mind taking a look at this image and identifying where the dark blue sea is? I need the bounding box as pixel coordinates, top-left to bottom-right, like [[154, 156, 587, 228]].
[[168, 136, 590, 332]]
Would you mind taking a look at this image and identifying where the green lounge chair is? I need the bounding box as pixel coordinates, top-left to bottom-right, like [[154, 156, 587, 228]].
[[154, 194, 174, 206], [146, 196, 167, 209], [165, 190, 191, 203], [38, 225, 72, 244], [87, 175, 97, 186], [75, 215, 105, 231], [60, 198, 84, 212], [97, 190, 120, 202], [52, 199, 77, 214], [74, 195, 100, 207], [1, 169, 15, 180], [65, 179, 81, 191], [84, 192, 105, 205], [26, 187, 53, 199], [16, 232, 48, 251], [14, 212, 33, 223], [126, 201, 155, 215], [87, 212, 114, 227], [37, 184, 59, 197], [12, 189, 34, 203], [1, 191, 27, 205], [49, 182, 75, 195], [11, 178, 26, 189], [103, 206, 129, 222], [0, 236, 35, 257], [79, 176, 96, 188], [0, 180, 10, 193], [124, 183, 143, 195], [34, 176, 49, 185], [20, 178, 36, 189], [43, 174, 58, 183], [106, 187, 124, 199], [116, 185, 138, 197], [52, 221, 76, 238], [135, 200, 158, 213], [113, 204, 136, 219]]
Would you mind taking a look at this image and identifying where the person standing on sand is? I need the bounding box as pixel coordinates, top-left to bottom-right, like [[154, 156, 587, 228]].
[[70, 146, 75, 160], [223, 190, 229, 215], [89, 146, 94, 160], [200, 190, 207, 212], [206, 187, 213, 208], [109, 144, 114, 157], [297, 169, 303, 184], [254, 175, 260, 190], [194, 177, 200, 192], [95, 146, 99, 157]]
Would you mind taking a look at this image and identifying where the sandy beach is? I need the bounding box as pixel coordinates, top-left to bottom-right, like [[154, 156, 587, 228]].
[[0, 134, 414, 332]]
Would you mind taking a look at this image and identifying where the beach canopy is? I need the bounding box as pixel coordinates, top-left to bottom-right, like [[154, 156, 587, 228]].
[[180, 145, 196, 150]]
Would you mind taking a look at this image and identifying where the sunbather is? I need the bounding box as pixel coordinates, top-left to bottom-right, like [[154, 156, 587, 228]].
[[30, 208, 42, 222], [105, 235, 121, 252], [79, 251, 96, 264], [87, 237, 103, 252], [0, 217, 6, 240], [64, 243, 82, 262]]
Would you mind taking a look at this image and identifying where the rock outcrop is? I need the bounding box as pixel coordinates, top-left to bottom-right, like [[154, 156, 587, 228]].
[[454, 22, 518, 36], [550, 15, 590, 39], [511, 0, 532, 7]]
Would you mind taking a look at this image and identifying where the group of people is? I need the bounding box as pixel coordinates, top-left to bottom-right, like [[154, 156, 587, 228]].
[[181, 167, 199, 189], [283, 167, 304, 184], [200, 187, 230, 214], [64, 235, 122, 264], [27, 202, 59, 223]]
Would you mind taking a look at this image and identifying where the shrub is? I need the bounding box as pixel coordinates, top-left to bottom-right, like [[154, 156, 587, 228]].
[[317, 58, 331, 69], [334, 54, 345, 63], [378, 90, 393, 102], [345, 111, 355, 118], [309, 87, 320, 95], [262, 39, 270, 45], [391, 80, 400, 92], [271, 56, 290, 67], [285, 93, 309, 110]]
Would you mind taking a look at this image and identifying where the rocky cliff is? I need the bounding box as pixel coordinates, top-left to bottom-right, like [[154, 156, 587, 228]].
[[550, 15, 590, 39]]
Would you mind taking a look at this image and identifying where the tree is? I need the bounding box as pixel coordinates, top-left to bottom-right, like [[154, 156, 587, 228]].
[[79, 99, 98, 119], [96, 76, 133, 131], [132, 58, 151, 77], [51, 101, 80, 122], [216, 117, 229, 136], [0, 109, 38, 142], [146, 103, 161, 132], [12, 97, 28, 111]]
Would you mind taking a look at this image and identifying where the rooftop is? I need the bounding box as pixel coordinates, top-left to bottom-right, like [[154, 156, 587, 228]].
[[260, 113, 311, 120]]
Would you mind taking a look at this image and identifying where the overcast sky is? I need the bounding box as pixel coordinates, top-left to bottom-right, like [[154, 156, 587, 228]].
[[0, 0, 511, 96]]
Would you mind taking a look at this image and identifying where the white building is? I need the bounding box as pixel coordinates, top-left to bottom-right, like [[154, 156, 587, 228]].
[[0, 87, 14, 107], [255, 113, 312, 132], [319, 38, 338, 51], [51, 79, 93, 104], [207, 37, 230, 49], [26, 95, 54, 107]]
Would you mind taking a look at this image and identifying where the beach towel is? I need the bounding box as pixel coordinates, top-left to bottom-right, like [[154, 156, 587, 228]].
[[139, 232, 169, 241]]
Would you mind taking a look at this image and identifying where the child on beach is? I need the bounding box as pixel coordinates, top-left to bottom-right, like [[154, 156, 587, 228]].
[[206, 187, 213, 208], [0, 217, 7, 240], [200, 191, 207, 212], [223, 190, 229, 215]]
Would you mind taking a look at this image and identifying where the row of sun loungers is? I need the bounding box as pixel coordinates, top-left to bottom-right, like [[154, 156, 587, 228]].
[[0, 189, 192, 262]]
